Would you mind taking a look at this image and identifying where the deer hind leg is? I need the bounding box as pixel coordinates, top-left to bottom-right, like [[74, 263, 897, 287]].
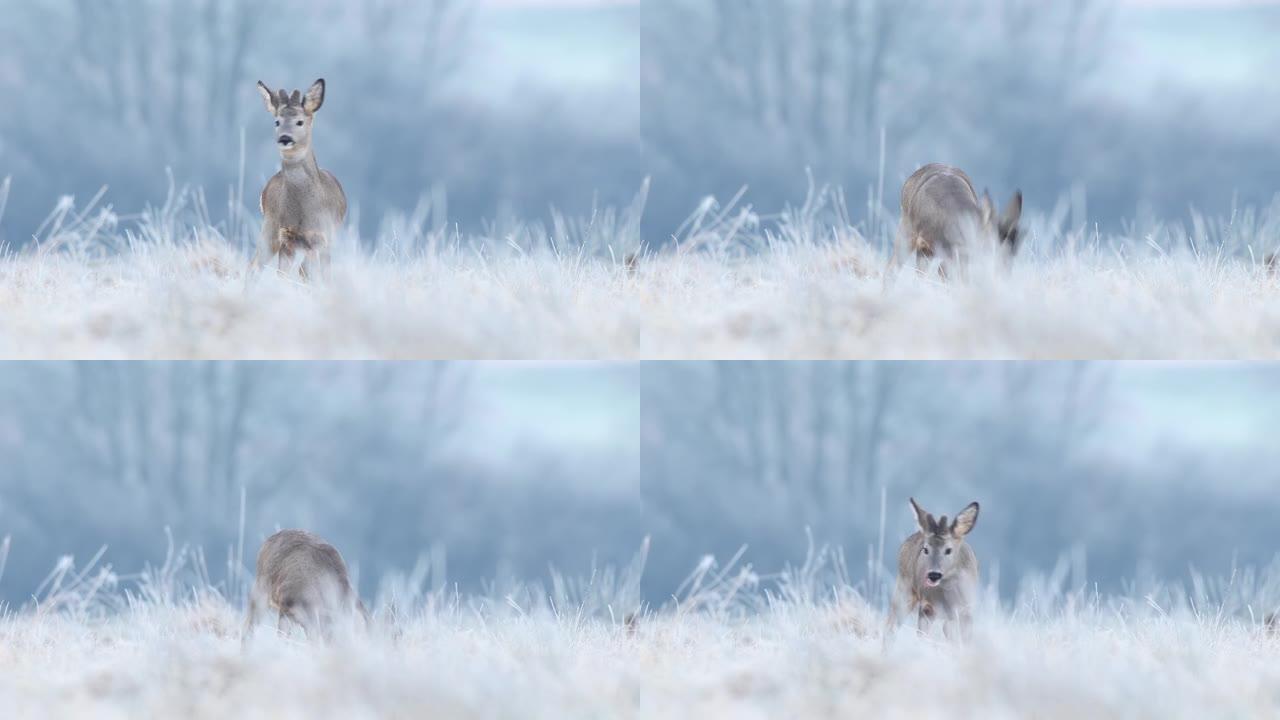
[[277, 600, 308, 639], [909, 235, 941, 277], [910, 234, 932, 260]]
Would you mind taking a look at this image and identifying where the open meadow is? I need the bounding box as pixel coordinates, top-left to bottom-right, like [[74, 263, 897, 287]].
[[1, 183, 1277, 360], [3, 543, 1279, 719]]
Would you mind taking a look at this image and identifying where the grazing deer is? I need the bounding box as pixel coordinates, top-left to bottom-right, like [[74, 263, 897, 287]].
[[888, 498, 981, 640], [252, 79, 347, 280], [894, 163, 1022, 276], [243, 529, 368, 643]]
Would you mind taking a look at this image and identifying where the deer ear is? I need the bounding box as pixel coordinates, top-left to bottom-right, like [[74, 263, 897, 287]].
[[304, 79, 326, 114], [256, 82, 277, 113], [1000, 191, 1023, 244], [993, 190, 1024, 252], [981, 190, 996, 226], [952, 502, 980, 537], [909, 498, 931, 534]]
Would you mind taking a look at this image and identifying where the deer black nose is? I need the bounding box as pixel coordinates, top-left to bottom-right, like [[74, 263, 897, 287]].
[[278, 135, 294, 146], [927, 572, 943, 582]]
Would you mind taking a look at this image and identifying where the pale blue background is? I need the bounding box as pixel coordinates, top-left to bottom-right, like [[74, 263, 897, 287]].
[[1, 1, 1278, 245], [0, 362, 1276, 604]]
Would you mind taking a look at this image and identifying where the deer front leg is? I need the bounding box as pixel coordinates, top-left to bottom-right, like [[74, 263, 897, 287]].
[[917, 602, 936, 636], [276, 606, 296, 638], [274, 228, 307, 277], [300, 235, 330, 282]]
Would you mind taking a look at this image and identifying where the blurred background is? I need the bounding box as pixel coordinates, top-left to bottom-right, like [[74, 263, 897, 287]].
[[0, 363, 643, 605], [641, 0, 1280, 240], [0, 0, 642, 245], [1, 361, 1277, 605], [2, 0, 1278, 246], [640, 363, 1280, 599]]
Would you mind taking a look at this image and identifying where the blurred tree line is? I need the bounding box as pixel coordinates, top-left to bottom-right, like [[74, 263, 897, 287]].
[[0, 362, 1276, 604], [640, 363, 1280, 598], [3, 0, 1277, 247], [641, 0, 1280, 242], [0, 363, 643, 604], [0, 0, 642, 245]]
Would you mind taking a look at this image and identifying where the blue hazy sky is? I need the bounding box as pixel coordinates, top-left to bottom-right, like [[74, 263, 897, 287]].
[[456, 363, 639, 487], [472, 0, 1280, 137], [1105, 364, 1279, 455], [471, 0, 637, 98]]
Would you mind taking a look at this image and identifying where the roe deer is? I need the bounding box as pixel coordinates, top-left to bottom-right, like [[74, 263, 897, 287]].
[[888, 498, 980, 640], [252, 79, 347, 280], [895, 163, 1022, 276], [243, 529, 368, 643]]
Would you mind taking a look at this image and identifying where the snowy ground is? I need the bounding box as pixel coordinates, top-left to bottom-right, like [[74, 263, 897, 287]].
[[8, 599, 1280, 719], [3, 545, 1280, 718], [2, 184, 1278, 359]]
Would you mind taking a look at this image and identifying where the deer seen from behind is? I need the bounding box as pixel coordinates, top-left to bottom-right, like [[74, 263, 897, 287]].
[[242, 529, 368, 644]]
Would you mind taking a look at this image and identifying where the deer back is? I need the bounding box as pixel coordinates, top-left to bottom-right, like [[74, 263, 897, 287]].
[[255, 530, 356, 609], [900, 164, 985, 259]]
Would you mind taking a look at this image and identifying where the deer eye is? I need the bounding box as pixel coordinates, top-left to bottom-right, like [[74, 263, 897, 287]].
[[945, 548, 952, 555], [296, 120, 304, 127], [921, 547, 929, 555], [274, 119, 280, 127]]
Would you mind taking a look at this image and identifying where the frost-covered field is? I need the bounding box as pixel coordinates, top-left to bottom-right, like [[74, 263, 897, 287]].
[[4, 545, 1280, 719], [9, 597, 1280, 719], [2, 184, 1279, 359]]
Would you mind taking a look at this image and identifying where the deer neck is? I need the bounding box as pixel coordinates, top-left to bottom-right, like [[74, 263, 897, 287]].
[[281, 148, 321, 181]]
